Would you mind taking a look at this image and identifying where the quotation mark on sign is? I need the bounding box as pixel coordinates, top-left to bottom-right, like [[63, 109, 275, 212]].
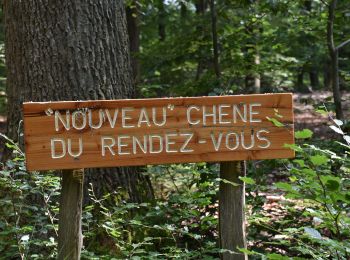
[[45, 108, 54, 116], [167, 104, 175, 111]]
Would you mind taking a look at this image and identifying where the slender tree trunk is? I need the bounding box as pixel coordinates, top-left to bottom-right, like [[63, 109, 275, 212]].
[[195, 0, 207, 81], [158, 0, 166, 41], [126, 1, 141, 86], [309, 68, 319, 90], [4, 0, 153, 202], [327, 0, 344, 120], [209, 0, 220, 79], [254, 51, 261, 94], [324, 62, 332, 90], [209, 2, 247, 258]]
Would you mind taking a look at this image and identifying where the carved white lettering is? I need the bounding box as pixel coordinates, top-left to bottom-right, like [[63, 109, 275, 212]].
[[101, 136, 116, 156], [67, 138, 83, 157], [210, 132, 223, 151], [225, 132, 239, 150], [138, 107, 151, 127], [257, 129, 271, 148], [105, 109, 119, 128], [122, 107, 134, 128], [203, 105, 217, 125], [55, 111, 70, 131], [72, 110, 87, 130], [152, 107, 167, 126], [165, 132, 177, 153], [180, 132, 194, 152], [149, 134, 163, 154], [218, 104, 230, 124], [51, 138, 66, 159], [118, 135, 131, 155], [187, 106, 200, 125], [89, 109, 104, 129], [132, 135, 147, 154], [249, 103, 262, 123]]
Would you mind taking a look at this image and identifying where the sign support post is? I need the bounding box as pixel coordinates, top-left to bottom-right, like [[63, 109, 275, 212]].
[[219, 161, 247, 260], [57, 169, 84, 260]]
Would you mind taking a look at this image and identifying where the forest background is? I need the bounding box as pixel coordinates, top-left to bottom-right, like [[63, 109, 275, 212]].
[[0, 0, 349, 259]]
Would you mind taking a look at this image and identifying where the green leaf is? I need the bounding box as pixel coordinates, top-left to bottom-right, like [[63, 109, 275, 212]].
[[295, 129, 313, 139], [239, 177, 256, 185], [284, 143, 303, 152], [321, 176, 341, 191], [293, 159, 305, 167], [267, 117, 285, 127], [217, 178, 239, 187], [310, 155, 328, 166], [315, 109, 328, 115], [275, 182, 293, 192], [267, 253, 290, 260]]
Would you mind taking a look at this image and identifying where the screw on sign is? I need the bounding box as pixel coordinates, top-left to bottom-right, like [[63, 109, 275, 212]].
[[23, 93, 294, 260]]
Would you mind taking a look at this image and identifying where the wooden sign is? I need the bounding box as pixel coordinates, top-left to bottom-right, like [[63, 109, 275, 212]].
[[23, 93, 294, 171]]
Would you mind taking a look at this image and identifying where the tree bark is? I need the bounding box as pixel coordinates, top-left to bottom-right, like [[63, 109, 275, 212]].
[[219, 161, 247, 260], [327, 0, 344, 120], [4, 0, 153, 202]]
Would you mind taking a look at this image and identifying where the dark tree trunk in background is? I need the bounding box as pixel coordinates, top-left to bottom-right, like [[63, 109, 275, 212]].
[[195, 0, 208, 81], [180, 1, 187, 18], [4, 0, 154, 202], [158, 0, 166, 41], [327, 0, 344, 120], [296, 67, 311, 93], [126, 1, 141, 87], [324, 62, 332, 90], [209, 0, 220, 79], [309, 68, 319, 89]]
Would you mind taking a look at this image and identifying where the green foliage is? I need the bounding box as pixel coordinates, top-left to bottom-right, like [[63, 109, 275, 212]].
[[247, 125, 350, 259], [1, 122, 350, 259], [0, 146, 60, 259], [79, 163, 222, 259]]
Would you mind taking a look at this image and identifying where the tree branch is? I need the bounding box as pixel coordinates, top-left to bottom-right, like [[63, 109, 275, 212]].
[[327, 0, 337, 52], [319, 0, 329, 6], [336, 38, 350, 50]]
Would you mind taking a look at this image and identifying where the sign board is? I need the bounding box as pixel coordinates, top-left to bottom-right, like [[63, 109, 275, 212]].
[[23, 93, 294, 171]]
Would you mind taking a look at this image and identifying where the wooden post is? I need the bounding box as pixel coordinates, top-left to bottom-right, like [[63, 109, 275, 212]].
[[58, 169, 84, 260], [219, 161, 247, 260]]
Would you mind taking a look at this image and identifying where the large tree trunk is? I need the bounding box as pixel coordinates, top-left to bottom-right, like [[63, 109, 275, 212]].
[[4, 0, 154, 202]]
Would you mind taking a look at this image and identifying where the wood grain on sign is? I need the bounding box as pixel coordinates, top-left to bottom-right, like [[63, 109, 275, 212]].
[[23, 93, 294, 171]]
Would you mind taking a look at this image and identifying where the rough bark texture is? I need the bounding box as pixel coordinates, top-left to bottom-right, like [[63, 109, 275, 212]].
[[219, 161, 247, 260], [4, 0, 153, 202], [58, 169, 84, 260]]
